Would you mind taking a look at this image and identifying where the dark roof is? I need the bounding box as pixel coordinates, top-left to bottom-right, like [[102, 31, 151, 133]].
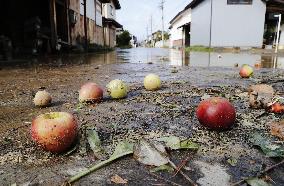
[[100, 0, 121, 9], [103, 17, 123, 28]]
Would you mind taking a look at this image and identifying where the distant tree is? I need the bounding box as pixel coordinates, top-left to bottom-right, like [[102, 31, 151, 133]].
[[116, 30, 132, 47]]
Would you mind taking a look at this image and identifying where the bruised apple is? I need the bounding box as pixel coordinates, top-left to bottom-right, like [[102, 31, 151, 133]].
[[79, 82, 103, 103], [31, 112, 78, 153], [239, 64, 254, 78], [107, 79, 128, 99], [144, 74, 161, 91], [33, 90, 52, 107], [196, 97, 236, 130]]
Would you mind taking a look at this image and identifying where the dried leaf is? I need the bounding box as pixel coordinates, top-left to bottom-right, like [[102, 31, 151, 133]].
[[158, 136, 199, 150], [246, 177, 271, 186], [133, 139, 169, 166], [248, 84, 274, 109], [87, 129, 104, 159], [111, 174, 128, 184], [250, 133, 284, 157], [270, 121, 284, 140], [150, 164, 174, 173]]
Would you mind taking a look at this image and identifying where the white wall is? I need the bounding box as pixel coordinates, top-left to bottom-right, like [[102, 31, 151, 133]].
[[80, 0, 96, 21], [191, 0, 211, 46], [169, 9, 191, 42], [103, 1, 116, 20], [191, 0, 266, 47], [211, 0, 266, 47]]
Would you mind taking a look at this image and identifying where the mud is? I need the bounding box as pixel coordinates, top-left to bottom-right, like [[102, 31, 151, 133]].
[[0, 49, 284, 186]]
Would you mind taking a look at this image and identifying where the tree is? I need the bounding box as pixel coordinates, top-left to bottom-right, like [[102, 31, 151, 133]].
[[116, 30, 132, 47]]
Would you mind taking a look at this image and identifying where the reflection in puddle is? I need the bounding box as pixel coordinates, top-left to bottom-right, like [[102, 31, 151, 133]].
[[169, 49, 284, 69], [0, 48, 283, 69]]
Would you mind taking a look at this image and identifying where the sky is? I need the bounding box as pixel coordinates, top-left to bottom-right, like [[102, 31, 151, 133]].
[[117, 0, 192, 40]]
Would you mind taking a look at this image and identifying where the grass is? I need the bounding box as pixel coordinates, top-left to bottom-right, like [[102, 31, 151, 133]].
[[185, 46, 213, 52]]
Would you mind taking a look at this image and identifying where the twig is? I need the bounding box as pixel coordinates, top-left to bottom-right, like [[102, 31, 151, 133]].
[[149, 172, 182, 186], [169, 160, 197, 186], [66, 151, 133, 184], [231, 159, 284, 186], [173, 156, 191, 177]]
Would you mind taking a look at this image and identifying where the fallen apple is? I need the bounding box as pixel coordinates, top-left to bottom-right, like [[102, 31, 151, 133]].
[[107, 79, 128, 99], [33, 90, 52, 107], [79, 82, 103, 103], [196, 97, 236, 130], [239, 64, 253, 78], [31, 112, 78, 153], [144, 74, 161, 91]]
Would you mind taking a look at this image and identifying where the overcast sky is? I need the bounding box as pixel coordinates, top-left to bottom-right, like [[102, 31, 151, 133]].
[[117, 0, 191, 40]]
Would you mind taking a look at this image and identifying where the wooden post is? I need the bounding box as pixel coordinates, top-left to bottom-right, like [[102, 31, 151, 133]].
[[83, 0, 88, 51], [49, 0, 58, 51]]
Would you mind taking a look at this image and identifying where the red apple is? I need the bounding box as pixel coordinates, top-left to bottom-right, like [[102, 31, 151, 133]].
[[196, 97, 236, 130], [31, 112, 78, 153], [79, 82, 103, 103], [239, 64, 254, 78]]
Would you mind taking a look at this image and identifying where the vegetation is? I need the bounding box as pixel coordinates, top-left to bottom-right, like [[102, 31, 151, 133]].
[[185, 46, 213, 52], [116, 30, 132, 48]]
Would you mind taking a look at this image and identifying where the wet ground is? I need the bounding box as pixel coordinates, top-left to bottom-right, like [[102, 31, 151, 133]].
[[0, 48, 284, 186]]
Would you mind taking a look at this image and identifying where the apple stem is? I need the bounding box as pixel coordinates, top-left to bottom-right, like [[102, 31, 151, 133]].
[[67, 151, 133, 184]]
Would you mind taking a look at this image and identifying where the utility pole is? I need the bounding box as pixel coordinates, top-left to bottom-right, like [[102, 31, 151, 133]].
[[150, 15, 153, 47], [159, 0, 165, 47]]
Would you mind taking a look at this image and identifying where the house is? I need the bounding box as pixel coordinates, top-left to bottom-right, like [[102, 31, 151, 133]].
[[169, 0, 284, 49], [0, 0, 122, 56], [102, 0, 122, 47]]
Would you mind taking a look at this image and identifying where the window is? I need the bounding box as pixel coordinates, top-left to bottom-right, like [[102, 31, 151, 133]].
[[227, 0, 252, 4]]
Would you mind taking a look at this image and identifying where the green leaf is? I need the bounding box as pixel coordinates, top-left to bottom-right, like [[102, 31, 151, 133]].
[[67, 141, 134, 184], [158, 136, 199, 150], [250, 133, 284, 158], [110, 141, 134, 159], [246, 177, 271, 186], [150, 164, 174, 173], [227, 158, 238, 167], [87, 129, 104, 159]]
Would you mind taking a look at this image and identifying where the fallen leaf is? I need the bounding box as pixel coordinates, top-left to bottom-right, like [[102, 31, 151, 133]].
[[111, 141, 134, 159], [157, 136, 199, 150], [111, 174, 128, 184], [248, 84, 274, 109], [150, 164, 174, 173], [250, 133, 284, 157], [270, 121, 284, 140], [246, 177, 271, 186], [87, 129, 104, 159], [269, 103, 284, 114], [133, 139, 169, 166]]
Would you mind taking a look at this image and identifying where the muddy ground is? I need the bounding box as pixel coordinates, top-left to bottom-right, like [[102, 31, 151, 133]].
[[0, 54, 284, 186]]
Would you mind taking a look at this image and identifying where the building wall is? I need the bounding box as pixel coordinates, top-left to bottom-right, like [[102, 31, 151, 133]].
[[169, 9, 191, 48], [102, 1, 116, 20], [191, 0, 266, 47], [191, 0, 212, 47], [69, 0, 104, 46]]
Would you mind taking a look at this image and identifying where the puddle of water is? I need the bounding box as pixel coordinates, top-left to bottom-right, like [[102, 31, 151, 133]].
[[169, 49, 284, 69], [0, 48, 283, 69]]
